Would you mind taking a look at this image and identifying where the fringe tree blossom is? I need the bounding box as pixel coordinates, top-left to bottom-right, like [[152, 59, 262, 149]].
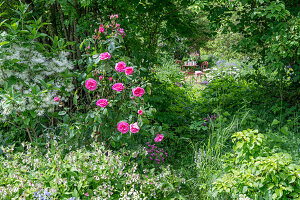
[[0, 38, 74, 122]]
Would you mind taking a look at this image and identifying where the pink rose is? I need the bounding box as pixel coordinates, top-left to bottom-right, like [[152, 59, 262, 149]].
[[109, 77, 113, 81], [99, 26, 105, 33], [112, 83, 124, 91], [117, 121, 129, 134], [125, 67, 133, 75], [99, 76, 103, 80], [138, 110, 143, 115], [85, 79, 97, 91], [54, 97, 59, 102], [99, 52, 111, 60], [96, 99, 108, 107], [132, 87, 145, 97], [154, 134, 164, 142], [130, 122, 140, 133], [116, 24, 120, 27], [115, 61, 126, 72]]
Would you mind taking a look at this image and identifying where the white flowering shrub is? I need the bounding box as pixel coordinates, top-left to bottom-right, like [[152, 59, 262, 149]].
[[0, 21, 74, 142]]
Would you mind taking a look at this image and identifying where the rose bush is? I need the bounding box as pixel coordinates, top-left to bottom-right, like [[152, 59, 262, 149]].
[[79, 16, 160, 148]]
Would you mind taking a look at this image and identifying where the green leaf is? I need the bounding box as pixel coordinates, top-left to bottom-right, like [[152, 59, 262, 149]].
[[271, 119, 280, 126], [280, 126, 289, 135], [58, 111, 66, 116]]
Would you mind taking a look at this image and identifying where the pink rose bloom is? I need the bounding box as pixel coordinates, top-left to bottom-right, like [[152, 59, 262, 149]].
[[130, 122, 140, 133], [96, 99, 108, 107], [54, 97, 59, 102], [116, 23, 120, 27], [154, 134, 164, 142], [99, 76, 103, 80], [109, 77, 113, 81], [112, 83, 124, 91], [99, 52, 111, 60], [99, 26, 105, 33], [115, 61, 126, 72], [138, 110, 143, 115], [117, 121, 129, 134], [125, 67, 133, 75], [132, 87, 145, 97], [85, 79, 97, 91]]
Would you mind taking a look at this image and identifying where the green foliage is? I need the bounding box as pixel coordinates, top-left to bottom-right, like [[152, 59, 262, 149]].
[[0, 142, 185, 199], [205, 0, 300, 82], [213, 129, 300, 199], [0, 4, 74, 143]]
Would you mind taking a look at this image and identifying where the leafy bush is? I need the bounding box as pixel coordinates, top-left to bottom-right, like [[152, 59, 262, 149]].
[[0, 9, 74, 143], [0, 142, 185, 199], [213, 129, 300, 199]]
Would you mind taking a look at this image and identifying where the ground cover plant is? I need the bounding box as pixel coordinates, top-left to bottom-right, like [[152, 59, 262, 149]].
[[0, 0, 299, 199]]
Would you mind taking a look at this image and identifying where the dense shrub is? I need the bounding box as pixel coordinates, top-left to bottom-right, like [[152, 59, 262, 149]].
[[213, 129, 300, 199]]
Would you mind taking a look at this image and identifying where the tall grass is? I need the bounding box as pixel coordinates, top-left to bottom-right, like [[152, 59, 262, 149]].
[[185, 112, 251, 199]]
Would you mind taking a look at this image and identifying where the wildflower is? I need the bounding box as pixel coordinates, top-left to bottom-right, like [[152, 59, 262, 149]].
[[115, 61, 126, 72], [138, 110, 143, 115], [99, 52, 111, 60], [154, 134, 164, 142], [85, 79, 97, 91], [130, 122, 140, 133], [112, 83, 124, 91], [132, 87, 145, 97], [54, 97, 59, 102], [117, 121, 129, 134], [96, 99, 108, 108], [125, 67, 133, 75]]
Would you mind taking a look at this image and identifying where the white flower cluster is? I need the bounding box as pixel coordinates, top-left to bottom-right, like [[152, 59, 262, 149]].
[[239, 194, 252, 200], [0, 36, 74, 121]]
